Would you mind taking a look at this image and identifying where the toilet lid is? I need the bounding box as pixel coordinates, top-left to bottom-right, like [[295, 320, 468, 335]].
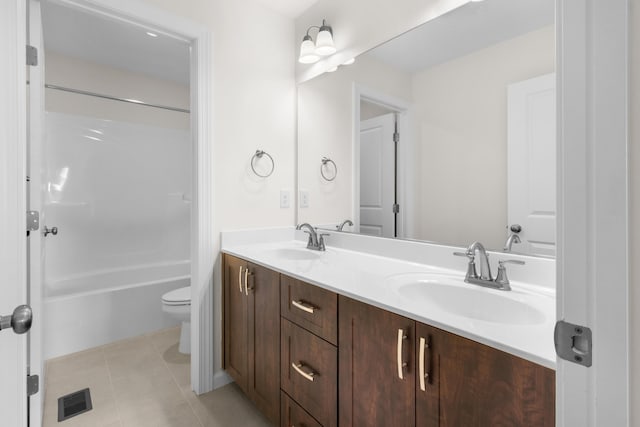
[[162, 286, 191, 305]]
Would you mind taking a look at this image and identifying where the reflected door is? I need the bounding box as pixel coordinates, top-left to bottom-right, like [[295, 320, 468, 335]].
[[359, 113, 395, 237], [507, 73, 556, 256]]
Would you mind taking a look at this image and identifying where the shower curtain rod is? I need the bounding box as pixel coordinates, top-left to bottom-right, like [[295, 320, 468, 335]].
[[44, 84, 191, 114]]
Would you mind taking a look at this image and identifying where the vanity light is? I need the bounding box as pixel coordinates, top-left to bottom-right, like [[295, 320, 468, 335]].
[[298, 19, 336, 64]]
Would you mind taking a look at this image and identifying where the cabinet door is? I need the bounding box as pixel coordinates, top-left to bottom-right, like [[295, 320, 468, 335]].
[[339, 296, 416, 427], [247, 262, 281, 425], [415, 323, 555, 427], [223, 254, 249, 391]]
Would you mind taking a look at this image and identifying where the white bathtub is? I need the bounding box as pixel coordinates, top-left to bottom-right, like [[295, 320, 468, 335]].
[[43, 261, 190, 360]]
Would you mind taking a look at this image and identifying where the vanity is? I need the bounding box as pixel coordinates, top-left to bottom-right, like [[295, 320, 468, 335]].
[[221, 229, 555, 427]]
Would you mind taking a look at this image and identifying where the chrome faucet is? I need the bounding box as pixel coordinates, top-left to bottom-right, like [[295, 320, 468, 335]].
[[503, 233, 521, 251], [296, 223, 328, 251], [337, 219, 353, 231], [454, 241, 525, 291]]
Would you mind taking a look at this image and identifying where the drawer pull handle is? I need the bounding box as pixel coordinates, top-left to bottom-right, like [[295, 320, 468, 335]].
[[397, 328, 407, 380], [292, 300, 316, 314], [238, 266, 243, 294], [419, 336, 430, 391], [292, 362, 316, 382], [244, 268, 253, 296]]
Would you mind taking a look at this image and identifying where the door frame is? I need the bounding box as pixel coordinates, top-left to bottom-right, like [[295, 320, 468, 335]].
[[0, 1, 29, 426], [556, 0, 629, 425], [352, 84, 413, 238], [38, 0, 216, 397]]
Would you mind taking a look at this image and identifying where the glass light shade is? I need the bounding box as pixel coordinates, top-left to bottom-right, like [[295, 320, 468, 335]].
[[299, 36, 319, 64], [315, 29, 336, 56]]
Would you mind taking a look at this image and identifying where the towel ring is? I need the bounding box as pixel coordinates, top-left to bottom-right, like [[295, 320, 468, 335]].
[[320, 157, 337, 181], [251, 150, 275, 178]]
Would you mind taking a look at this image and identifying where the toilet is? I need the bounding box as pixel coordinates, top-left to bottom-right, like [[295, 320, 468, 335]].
[[161, 286, 191, 354]]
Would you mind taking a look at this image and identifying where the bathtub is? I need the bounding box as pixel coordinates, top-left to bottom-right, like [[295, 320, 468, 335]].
[[43, 261, 190, 360]]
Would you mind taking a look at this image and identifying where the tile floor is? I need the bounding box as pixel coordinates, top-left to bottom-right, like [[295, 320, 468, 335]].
[[43, 326, 272, 427]]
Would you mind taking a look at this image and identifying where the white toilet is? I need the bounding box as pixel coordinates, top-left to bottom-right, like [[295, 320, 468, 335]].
[[161, 286, 191, 354]]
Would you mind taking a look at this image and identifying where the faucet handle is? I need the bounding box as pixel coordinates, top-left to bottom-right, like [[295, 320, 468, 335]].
[[453, 251, 477, 280], [318, 233, 329, 251], [495, 259, 525, 289], [453, 251, 473, 259]]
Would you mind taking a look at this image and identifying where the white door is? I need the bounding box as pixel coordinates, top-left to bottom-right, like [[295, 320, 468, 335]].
[[0, 0, 29, 426], [359, 114, 395, 237], [507, 73, 556, 256]]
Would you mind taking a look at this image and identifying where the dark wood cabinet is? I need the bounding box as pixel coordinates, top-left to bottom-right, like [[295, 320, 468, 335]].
[[281, 391, 322, 427], [281, 319, 337, 427], [338, 296, 416, 427], [415, 323, 555, 427], [223, 254, 280, 425]]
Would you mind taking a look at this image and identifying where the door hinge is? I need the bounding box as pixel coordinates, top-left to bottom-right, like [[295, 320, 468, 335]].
[[27, 211, 39, 237], [393, 132, 399, 143], [554, 320, 592, 367], [27, 374, 39, 396], [392, 204, 400, 214], [26, 45, 38, 66]]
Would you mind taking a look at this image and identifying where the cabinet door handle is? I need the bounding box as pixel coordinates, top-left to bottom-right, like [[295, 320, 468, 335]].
[[419, 336, 430, 391], [244, 268, 253, 296], [238, 266, 244, 294], [292, 362, 316, 382], [292, 300, 316, 314], [397, 328, 408, 380]]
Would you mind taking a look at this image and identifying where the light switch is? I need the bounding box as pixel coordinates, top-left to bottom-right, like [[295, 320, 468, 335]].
[[299, 190, 309, 208], [280, 190, 290, 208]]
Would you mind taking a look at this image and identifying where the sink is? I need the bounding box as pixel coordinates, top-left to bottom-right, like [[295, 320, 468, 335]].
[[390, 274, 546, 325], [265, 247, 321, 261]]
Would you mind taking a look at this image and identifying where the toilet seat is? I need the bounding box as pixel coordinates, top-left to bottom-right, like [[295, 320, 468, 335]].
[[162, 286, 191, 306]]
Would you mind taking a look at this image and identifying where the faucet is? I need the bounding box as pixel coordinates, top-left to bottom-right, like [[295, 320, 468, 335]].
[[337, 219, 353, 231], [296, 223, 328, 251], [503, 233, 521, 251], [454, 241, 525, 291]]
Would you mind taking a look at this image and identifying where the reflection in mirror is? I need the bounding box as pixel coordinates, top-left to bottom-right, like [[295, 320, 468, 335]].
[[297, 0, 556, 257]]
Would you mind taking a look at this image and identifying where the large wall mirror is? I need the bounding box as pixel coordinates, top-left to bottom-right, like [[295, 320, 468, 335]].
[[297, 0, 556, 257]]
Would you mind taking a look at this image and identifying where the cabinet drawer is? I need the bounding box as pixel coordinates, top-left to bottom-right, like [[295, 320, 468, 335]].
[[281, 319, 337, 427], [281, 275, 338, 345], [281, 391, 322, 427]]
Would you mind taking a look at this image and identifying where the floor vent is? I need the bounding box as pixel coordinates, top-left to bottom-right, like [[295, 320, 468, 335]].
[[57, 388, 92, 422]]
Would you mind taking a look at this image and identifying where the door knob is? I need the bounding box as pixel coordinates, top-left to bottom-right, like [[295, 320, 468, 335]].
[[44, 226, 58, 237], [0, 305, 32, 334], [509, 224, 522, 233]]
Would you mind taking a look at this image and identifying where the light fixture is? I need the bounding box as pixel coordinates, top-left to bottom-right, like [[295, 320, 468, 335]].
[[298, 19, 336, 64]]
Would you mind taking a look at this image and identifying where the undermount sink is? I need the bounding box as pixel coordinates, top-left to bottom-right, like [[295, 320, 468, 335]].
[[266, 247, 321, 261], [390, 274, 546, 325]]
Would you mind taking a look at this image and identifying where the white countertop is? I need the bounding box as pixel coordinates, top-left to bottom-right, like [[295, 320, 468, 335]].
[[221, 230, 556, 370]]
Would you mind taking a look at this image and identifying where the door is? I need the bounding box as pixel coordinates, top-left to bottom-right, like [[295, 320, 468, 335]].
[[338, 296, 415, 427], [359, 113, 396, 237], [507, 73, 556, 256], [0, 0, 29, 426], [246, 262, 280, 425], [223, 255, 249, 388], [415, 323, 555, 427]]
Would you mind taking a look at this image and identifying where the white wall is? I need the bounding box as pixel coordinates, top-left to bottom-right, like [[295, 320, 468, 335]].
[[295, 0, 468, 82], [297, 54, 412, 226], [630, 0, 639, 423], [45, 51, 190, 129], [136, 0, 296, 386], [412, 26, 554, 248]]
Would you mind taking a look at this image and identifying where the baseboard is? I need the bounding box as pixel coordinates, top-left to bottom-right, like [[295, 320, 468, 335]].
[[212, 370, 233, 390]]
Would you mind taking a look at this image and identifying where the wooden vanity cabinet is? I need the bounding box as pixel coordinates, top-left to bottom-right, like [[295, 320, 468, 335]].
[[223, 254, 280, 425], [416, 323, 555, 427], [338, 296, 416, 427], [338, 295, 555, 427]]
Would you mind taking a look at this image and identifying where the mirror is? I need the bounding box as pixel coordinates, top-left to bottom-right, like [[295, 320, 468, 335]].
[[297, 0, 556, 256]]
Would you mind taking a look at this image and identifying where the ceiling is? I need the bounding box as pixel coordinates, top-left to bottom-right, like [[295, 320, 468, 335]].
[[253, 0, 320, 18], [366, 0, 555, 73], [41, 1, 191, 85]]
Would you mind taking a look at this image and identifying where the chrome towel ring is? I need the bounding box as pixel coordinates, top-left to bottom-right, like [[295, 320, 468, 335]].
[[251, 150, 275, 178], [320, 157, 337, 181]]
